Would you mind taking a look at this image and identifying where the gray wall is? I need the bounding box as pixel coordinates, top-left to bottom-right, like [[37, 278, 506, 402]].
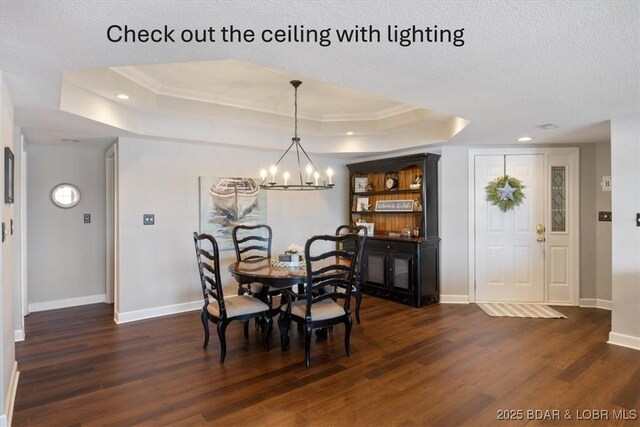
[[116, 137, 348, 316], [440, 143, 612, 302], [440, 146, 469, 298], [610, 116, 640, 345], [580, 144, 597, 299], [27, 144, 106, 306]]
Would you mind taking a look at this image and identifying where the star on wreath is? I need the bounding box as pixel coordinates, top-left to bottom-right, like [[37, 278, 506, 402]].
[[497, 179, 517, 201]]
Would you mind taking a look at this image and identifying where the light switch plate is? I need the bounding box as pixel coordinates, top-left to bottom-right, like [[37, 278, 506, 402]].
[[143, 214, 155, 225], [598, 211, 612, 222], [84, 214, 91, 223], [637, 213, 640, 227]]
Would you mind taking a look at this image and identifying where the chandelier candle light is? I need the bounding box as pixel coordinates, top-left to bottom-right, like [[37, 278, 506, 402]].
[[259, 80, 334, 191]]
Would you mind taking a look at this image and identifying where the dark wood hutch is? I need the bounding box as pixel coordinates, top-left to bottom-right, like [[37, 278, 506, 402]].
[[347, 153, 440, 307]]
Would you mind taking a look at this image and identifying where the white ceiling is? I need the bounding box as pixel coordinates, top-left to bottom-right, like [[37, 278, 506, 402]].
[[59, 61, 468, 153], [111, 61, 420, 121], [1, 1, 638, 151]]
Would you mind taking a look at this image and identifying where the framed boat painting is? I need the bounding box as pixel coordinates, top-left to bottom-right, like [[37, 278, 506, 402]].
[[199, 177, 267, 250]]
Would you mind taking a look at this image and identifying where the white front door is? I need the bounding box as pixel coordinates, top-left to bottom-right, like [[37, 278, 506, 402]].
[[475, 154, 545, 302]]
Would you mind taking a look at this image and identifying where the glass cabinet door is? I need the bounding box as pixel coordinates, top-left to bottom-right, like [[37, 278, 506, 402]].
[[390, 253, 413, 292], [363, 250, 387, 288]]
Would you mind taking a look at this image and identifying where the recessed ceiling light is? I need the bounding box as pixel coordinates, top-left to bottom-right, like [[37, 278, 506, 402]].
[[536, 123, 559, 130], [346, 131, 354, 135], [117, 94, 130, 100], [517, 137, 533, 142]]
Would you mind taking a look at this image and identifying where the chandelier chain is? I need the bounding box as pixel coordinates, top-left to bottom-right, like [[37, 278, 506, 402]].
[[294, 84, 298, 139]]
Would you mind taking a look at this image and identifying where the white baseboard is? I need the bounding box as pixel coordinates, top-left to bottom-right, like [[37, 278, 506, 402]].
[[14, 329, 24, 342], [608, 332, 640, 351], [440, 294, 469, 304], [579, 298, 612, 310], [1, 362, 19, 427], [115, 300, 201, 324], [29, 293, 106, 313]]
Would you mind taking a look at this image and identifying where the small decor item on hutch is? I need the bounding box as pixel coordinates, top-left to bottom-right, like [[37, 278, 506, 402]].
[[356, 197, 370, 212], [258, 80, 334, 191], [356, 218, 375, 236], [409, 175, 422, 190], [354, 177, 368, 193], [365, 182, 375, 192], [384, 172, 399, 191]]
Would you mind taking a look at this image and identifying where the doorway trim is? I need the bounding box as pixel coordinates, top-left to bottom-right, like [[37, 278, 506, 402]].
[[105, 144, 118, 317], [467, 147, 580, 304]]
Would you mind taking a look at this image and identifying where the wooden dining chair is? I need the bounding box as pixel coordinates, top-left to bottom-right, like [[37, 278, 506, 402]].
[[279, 233, 361, 367], [335, 224, 368, 324], [193, 232, 272, 363], [232, 224, 272, 296]]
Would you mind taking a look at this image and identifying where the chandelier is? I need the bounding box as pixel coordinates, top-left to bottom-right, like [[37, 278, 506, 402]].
[[259, 80, 334, 191]]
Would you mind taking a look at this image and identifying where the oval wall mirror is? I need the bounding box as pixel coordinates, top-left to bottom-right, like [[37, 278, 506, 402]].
[[51, 183, 81, 208]]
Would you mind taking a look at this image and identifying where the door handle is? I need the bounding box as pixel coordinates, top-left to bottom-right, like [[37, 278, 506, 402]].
[[537, 236, 545, 243], [536, 224, 545, 234]]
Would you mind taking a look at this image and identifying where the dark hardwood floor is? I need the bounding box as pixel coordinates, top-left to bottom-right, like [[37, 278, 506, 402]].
[[13, 297, 639, 426]]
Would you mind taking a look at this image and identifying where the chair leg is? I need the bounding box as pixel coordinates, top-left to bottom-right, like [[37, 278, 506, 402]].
[[263, 315, 272, 352], [278, 313, 290, 350], [305, 323, 313, 368], [344, 316, 353, 357], [243, 320, 249, 339], [355, 291, 362, 324], [201, 310, 210, 349], [217, 320, 228, 363]]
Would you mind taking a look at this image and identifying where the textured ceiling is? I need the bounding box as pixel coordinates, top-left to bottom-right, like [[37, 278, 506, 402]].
[[1, 0, 638, 150]]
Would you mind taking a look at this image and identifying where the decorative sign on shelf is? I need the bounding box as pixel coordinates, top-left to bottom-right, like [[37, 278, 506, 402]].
[[375, 199, 414, 212]]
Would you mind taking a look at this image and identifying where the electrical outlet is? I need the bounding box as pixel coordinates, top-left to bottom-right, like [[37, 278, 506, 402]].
[[143, 214, 155, 225], [598, 211, 612, 222], [84, 214, 91, 224]]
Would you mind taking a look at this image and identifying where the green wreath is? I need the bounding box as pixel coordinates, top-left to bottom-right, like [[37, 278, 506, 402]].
[[485, 176, 526, 212]]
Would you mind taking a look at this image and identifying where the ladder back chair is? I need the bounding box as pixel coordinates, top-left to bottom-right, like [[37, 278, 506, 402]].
[[279, 233, 361, 367], [335, 224, 368, 323], [232, 224, 273, 296], [193, 232, 272, 363]]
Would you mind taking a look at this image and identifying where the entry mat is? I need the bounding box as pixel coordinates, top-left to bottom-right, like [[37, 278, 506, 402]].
[[477, 303, 567, 319]]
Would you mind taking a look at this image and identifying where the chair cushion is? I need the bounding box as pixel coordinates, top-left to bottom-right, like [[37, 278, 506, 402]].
[[283, 299, 346, 321], [207, 295, 269, 318]]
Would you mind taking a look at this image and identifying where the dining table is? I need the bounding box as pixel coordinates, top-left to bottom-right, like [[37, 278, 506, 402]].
[[228, 256, 352, 343], [228, 256, 351, 289]]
